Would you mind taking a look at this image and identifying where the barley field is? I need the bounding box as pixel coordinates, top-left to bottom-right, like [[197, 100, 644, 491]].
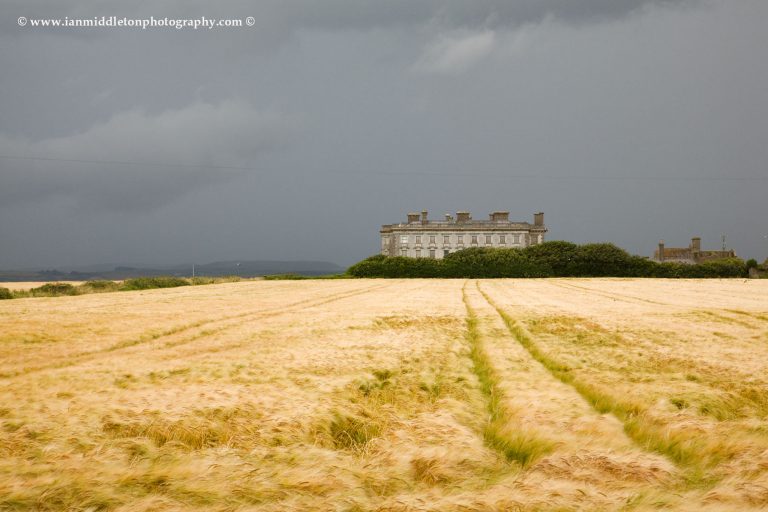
[[1, 279, 767, 511]]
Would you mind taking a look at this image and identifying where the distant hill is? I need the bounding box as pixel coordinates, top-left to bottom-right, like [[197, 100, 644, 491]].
[[192, 260, 342, 277], [0, 260, 343, 282]]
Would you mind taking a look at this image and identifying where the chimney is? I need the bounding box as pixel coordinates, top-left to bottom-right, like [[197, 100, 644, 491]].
[[421, 210, 428, 224], [407, 212, 420, 223], [691, 237, 701, 253], [533, 212, 544, 226], [456, 211, 471, 223], [658, 240, 665, 262], [490, 211, 510, 222], [445, 213, 453, 222]]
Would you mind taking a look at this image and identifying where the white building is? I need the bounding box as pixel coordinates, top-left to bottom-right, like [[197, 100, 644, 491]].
[[380, 210, 547, 259]]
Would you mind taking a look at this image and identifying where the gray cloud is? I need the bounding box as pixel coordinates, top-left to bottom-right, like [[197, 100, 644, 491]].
[[413, 30, 497, 74], [0, 101, 296, 210], [0, 0, 767, 269]]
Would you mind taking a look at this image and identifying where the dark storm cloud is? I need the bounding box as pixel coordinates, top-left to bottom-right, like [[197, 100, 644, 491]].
[[0, 0, 766, 268], [0, 101, 297, 210]]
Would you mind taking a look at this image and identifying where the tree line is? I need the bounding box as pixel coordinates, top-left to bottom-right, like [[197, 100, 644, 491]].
[[347, 242, 750, 278]]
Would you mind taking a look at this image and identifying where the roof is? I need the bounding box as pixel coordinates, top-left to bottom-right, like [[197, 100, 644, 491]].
[[657, 248, 691, 257], [381, 220, 545, 233]]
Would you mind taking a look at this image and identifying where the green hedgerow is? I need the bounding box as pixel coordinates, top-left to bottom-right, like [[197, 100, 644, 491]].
[[31, 282, 79, 297], [346, 242, 748, 279], [120, 277, 191, 291]]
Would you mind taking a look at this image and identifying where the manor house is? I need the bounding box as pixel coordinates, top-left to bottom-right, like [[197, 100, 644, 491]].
[[380, 210, 547, 259]]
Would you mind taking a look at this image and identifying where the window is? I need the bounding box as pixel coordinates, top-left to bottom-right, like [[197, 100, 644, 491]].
[[415, 249, 421, 258], [401, 248, 407, 256], [499, 235, 506, 244], [415, 235, 421, 244], [443, 235, 450, 244], [512, 234, 520, 244], [471, 234, 478, 244], [485, 235, 492, 245], [429, 235, 436, 244], [400, 235, 408, 244], [429, 249, 436, 259], [443, 249, 450, 258]]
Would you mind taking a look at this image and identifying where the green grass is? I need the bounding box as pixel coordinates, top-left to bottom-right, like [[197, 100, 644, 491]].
[[189, 276, 216, 285], [190, 276, 242, 285], [263, 273, 351, 280], [30, 282, 79, 297], [462, 283, 554, 467], [327, 411, 382, 451], [120, 276, 191, 290], [483, 425, 554, 468], [79, 280, 121, 293]]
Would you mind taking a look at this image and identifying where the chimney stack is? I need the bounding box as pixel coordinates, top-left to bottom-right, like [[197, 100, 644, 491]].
[[691, 237, 701, 253], [421, 210, 428, 224], [407, 212, 420, 224], [533, 212, 544, 226], [456, 211, 471, 223], [445, 213, 453, 222], [658, 240, 665, 262], [490, 211, 510, 222]]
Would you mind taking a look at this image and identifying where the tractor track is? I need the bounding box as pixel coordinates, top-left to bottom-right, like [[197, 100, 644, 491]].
[[1, 282, 393, 380], [475, 281, 723, 477], [461, 280, 679, 485], [546, 280, 670, 306]]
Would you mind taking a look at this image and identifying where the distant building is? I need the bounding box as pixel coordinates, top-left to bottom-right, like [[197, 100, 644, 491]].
[[380, 210, 547, 259], [653, 237, 736, 264]]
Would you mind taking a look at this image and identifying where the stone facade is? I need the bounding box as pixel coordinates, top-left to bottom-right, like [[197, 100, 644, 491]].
[[653, 237, 736, 264], [380, 210, 547, 259]]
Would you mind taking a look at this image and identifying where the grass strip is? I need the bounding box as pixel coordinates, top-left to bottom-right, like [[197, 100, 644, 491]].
[[476, 282, 739, 483], [462, 282, 554, 468]]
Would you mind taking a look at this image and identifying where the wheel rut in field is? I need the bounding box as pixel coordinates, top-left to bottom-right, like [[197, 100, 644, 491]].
[[461, 281, 555, 468], [464, 281, 679, 493], [548, 280, 670, 307], [3, 282, 393, 379], [488, 282, 768, 418], [476, 281, 728, 480]]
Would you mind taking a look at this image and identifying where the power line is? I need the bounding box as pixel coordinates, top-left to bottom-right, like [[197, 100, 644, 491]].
[[1, 154, 766, 181], [0, 154, 247, 172]]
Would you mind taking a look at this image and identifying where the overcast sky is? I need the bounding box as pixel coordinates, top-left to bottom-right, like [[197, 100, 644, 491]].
[[1, 0, 767, 268]]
